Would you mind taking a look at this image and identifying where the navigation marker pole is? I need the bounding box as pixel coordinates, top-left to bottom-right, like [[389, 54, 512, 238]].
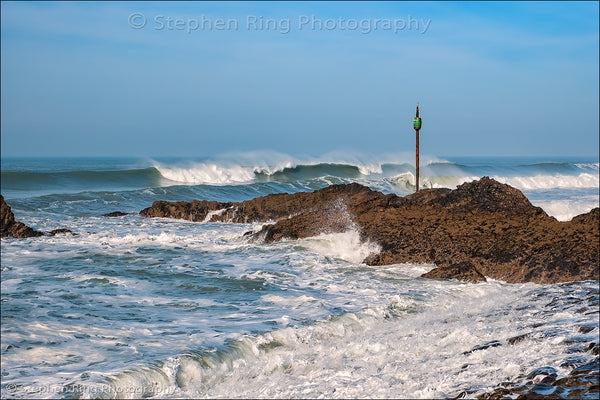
[[413, 104, 422, 192]]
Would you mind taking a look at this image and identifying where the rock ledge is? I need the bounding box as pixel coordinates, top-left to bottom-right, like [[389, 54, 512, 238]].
[[139, 178, 600, 284]]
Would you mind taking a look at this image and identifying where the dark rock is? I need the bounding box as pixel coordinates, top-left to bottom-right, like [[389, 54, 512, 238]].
[[578, 325, 596, 334], [421, 261, 487, 283], [480, 357, 599, 399], [2, 195, 75, 238], [103, 211, 129, 217], [430, 176, 545, 216], [139, 178, 600, 284], [571, 357, 600, 376], [48, 228, 73, 236], [529, 382, 557, 396], [507, 332, 532, 345], [560, 356, 589, 368], [527, 366, 558, 380], [1, 195, 43, 238], [462, 340, 502, 355], [140, 200, 235, 222]]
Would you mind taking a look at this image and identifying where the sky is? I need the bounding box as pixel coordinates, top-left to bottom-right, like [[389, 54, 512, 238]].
[[1, 1, 598, 158]]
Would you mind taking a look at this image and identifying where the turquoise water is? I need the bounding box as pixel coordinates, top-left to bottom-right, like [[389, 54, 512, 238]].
[[1, 153, 598, 398]]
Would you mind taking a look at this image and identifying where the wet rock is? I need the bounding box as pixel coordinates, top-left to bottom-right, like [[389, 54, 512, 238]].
[[2, 194, 74, 238], [463, 340, 502, 355], [421, 261, 487, 283], [527, 366, 558, 380], [102, 211, 129, 217], [139, 178, 600, 284], [1, 195, 43, 238], [570, 357, 599, 376], [526, 382, 557, 397], [480, 357, 599, 399], [48, 228, 73, 236], [450, 391, 468, 399], [140, 199, 232, 222], [578, 325, 596, 334], [560, 356, 589, 368], [566, 343, 594, 354], [507, 332, 532, 345]]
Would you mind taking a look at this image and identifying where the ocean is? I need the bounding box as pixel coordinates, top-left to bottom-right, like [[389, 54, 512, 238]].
[[1, 152, 598, 399]]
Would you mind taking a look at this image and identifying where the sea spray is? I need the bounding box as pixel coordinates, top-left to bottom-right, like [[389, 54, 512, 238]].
[[301, 230, 381, 264]]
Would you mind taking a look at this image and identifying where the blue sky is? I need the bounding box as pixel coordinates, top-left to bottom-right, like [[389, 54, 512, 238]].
[[1, 1, 598, 158]]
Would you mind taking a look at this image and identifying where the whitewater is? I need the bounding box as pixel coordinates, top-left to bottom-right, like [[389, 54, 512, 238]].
[[1, 152, 598, 399]]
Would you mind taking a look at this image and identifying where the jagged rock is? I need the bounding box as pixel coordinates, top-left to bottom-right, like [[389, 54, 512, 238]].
[[140, 200, 234, 222], [139, 178, 600, 284], [139, 183, 373, 224], [1, 195, 74, 238], [1, 195, 43, 238]]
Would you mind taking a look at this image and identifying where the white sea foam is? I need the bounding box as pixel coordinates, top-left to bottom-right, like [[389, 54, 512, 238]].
[[301, 230, 381, 264], [422, 174, 481, 189], [530, 198, 599, 221], [202, 208, 228, 223], [575, 162, 600, 171], [494, 172, 599, 190], [155, 163, 256, 185], [78, 280, 598, 400], [152, 151, 298, 185], [0, 278, 23, 293], [394, 172, 599, 191], [262, 294, 318, 307]]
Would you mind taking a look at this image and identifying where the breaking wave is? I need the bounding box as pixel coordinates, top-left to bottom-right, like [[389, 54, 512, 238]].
[[2, 152, 597, 220], [152, 157, 599, 191]]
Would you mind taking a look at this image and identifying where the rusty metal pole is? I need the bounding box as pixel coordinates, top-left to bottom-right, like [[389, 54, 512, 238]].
[[413, 104, 422, 192], [415, 128, 420, 191]]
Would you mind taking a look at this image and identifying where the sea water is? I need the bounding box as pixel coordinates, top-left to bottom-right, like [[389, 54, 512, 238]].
[[1, 153, 598, 399]]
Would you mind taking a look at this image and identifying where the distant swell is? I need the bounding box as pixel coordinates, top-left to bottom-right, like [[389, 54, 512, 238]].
[[2, 157, 598, 212], [1, 168, 162, 191]]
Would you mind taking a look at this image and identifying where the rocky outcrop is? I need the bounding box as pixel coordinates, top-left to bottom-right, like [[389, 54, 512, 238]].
[[1, 195, 72, 238], [139, 178, 600, 284], [1, 195, 43, 238]]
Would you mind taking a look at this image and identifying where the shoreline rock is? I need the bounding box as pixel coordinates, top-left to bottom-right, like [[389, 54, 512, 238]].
[[421, 261, 487, 283], [140, 177, 599, 284], [1, 195, 43, 238], [1, 195, 72, 238], [102, 211, 129, 217]]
